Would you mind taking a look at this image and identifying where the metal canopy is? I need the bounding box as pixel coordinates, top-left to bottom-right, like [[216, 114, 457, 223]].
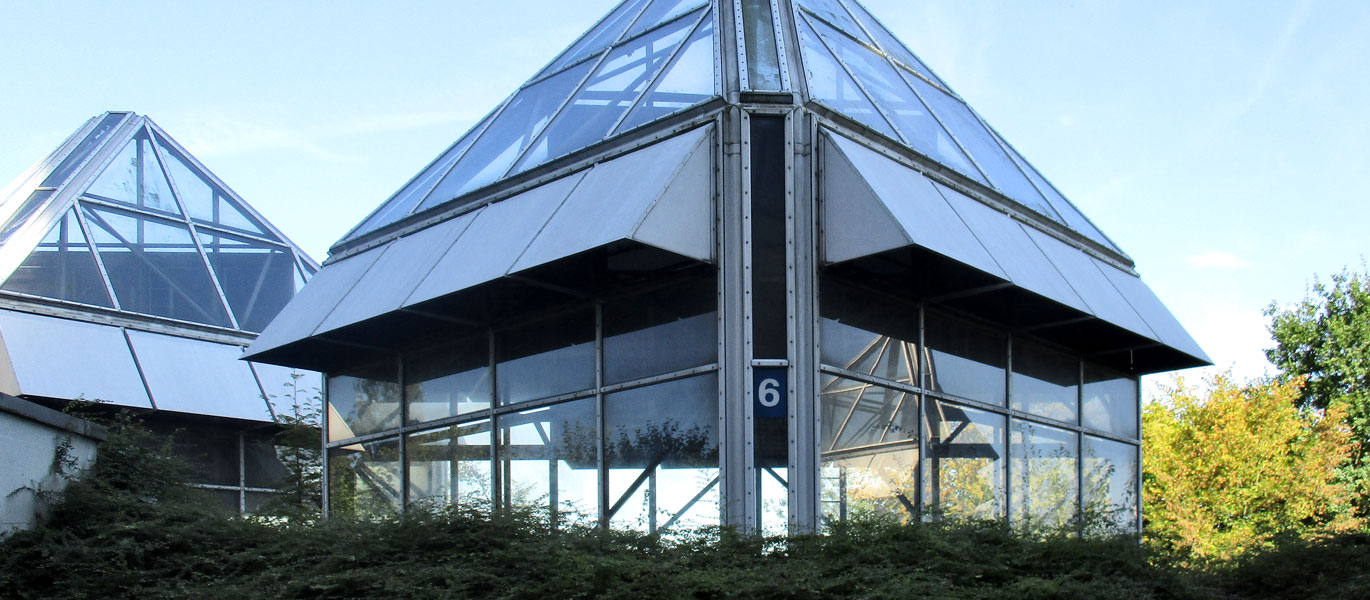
[[821, 130, 1209, 366], [246, 124, 715, 362]]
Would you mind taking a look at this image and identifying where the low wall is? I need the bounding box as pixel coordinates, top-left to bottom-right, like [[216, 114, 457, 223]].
[[0, 395, 105, 535]]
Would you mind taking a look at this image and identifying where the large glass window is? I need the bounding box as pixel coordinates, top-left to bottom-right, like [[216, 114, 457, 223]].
[[1010, 420, 1078, 529], [1082, 364, 1138, 438], [1082, 435, 1138, 532], [819, 377, 919, 522], [605, 374, 720, 532], [603, 280, 716, 385], [328, 439, 402, 517], [407, 420, 493, 509], [1011, 339, 1079, 424], [497, 398, 599, 526], [496, 309, 595, 405], [925, 310, 1006, 405], [327, 359, 401, 442], [925, 400, 1004, 519], [405, 335, 492, 424]]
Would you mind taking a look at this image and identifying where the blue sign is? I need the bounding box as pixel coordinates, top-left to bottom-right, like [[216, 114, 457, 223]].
[[753, 367, 787, 418]]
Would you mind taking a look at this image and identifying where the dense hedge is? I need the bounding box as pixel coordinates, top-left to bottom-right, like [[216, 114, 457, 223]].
[[3, 418, 1368, 599]]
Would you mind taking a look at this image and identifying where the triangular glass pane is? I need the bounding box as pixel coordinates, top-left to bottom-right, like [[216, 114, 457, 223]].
[[796, 0, 872, 46], [625, 0, 704, 38], [617, 11, 717, 133], [344, 114, 494, 243], [842, 0, 947, 89], [415, 59, 598, 214], [991, 128, 1122, 254], [796, 17, 899, 141], [535, 0, 651, 80], [1, 207, 112, 307], [511, 8, 700, 175], [81, 204, 231, 327], [807, 16, 985, 183], [157, 138, 271, 237], [198, 229, 296, 333], [0, 190, 54, 244], [86, 132, 182, 217], [904, 75, 1057, 220]]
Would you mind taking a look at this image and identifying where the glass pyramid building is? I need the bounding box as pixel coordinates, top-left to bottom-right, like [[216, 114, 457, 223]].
[[250, 0, 1208, 532], [0, 112, 320, 511]]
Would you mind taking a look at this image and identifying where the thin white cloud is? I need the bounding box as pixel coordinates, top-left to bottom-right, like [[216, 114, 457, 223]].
[[1185, 250, 1252, 269]]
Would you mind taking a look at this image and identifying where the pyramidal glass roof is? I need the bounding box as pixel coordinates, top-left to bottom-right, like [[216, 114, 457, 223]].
[[335, 0, 1122, 262], [0, 111, 318, 333]]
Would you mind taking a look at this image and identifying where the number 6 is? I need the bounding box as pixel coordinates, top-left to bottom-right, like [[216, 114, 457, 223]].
[[759, 377, 781, 407]]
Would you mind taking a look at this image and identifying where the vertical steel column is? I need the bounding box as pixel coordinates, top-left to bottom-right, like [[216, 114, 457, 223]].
[[789, 109, 820, 533], [321, 374, 331, 516]]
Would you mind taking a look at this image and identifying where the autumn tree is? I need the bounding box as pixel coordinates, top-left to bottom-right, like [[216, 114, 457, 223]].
[[1142, 374, 1359, 562], [1265, 264, 1370, 515]]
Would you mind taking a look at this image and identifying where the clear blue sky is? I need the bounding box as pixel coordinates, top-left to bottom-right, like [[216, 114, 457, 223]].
[[3, 0, 1367, 386]]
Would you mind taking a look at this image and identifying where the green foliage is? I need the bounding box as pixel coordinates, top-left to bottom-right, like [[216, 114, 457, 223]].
[[257, 373, 323, 520], [1265, 263, 1370, 515], [1143, 374, 1360, 562]]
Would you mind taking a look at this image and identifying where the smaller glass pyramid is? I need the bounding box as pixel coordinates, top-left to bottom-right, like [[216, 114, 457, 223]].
[[0, 112, 318, 333]]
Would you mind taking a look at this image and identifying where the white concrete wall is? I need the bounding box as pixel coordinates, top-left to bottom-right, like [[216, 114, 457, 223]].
[[1, 407, 100, 535]]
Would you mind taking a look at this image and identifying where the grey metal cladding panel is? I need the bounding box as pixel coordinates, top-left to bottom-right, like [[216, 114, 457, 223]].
[[935, 182, 1090, 313], [1096, 264, 1211, 362], [315, 212, 476, 334], [512, 126, 710, 273], [245, 247, 388, 357], [821, 132, 912, 264], [405, 172, 584, 307], [0, 309, 152, 408], [829, 135, 1006, 279], [631, 131, 714, 262], [250, 362, 322, 415], [1023, 227, 1157, 340], [126, 330, 269, 422]]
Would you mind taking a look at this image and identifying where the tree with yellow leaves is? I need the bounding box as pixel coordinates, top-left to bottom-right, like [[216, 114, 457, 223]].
[[1143, 374, 1360, 562]]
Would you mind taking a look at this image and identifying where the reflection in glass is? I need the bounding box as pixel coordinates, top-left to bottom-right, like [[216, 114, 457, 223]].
[[327, 359, 401, 442], [1011, 339, 1079, 424], [760, 466, 790, 536], [617, 12, 718, 133], [820, 319, 915, 385], [841, 0, 946, 88], [498, 398, 599, 526], [741, 0, 782, 90], [820, 377, 919, 522], [625, 0, 703, 38], [407, 420, 493, 509], [1082, 364, 1138, 438], [328, 439, 401, 517], [536, 0, 651, 80], [925, 400, 1004, 519], [198, 229, 296, 332], [1, 208, 112, 307], [1010, 419, 1078, 529], [82, 205, 231, 327], [405, 335, 491, 424], [796, 18, 898, 140], [1082, 435, 1138, 532], [797, 0, 867, 43], [244, 433, 290, 488], [496, 309, 595, 405], [925, 310, 1006, 405], [603, 280, 716, 384], [605, 374, 719, 532], [86, 133, 181, 216]]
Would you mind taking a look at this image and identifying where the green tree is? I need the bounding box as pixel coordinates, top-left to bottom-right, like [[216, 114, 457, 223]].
[[1143, 374, 1359, 562], [1265, 264, 1370, 515]]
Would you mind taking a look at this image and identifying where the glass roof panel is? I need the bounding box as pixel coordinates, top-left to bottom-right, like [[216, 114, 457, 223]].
[[809, 16, 984, 183], [157, 138, 271, 237], [82, 204, 232, 327], [616, 11, 717, 133], [415, 59, 597, 214], [905, 76, 1057, 221], [842, 0, 946, 89], [198, 228, 297, 333], [343, 114, 492, 243], [796, 17, 898, 141], [511, 8, 699, 175], [40, 112, 125, 188], [989, 127, 1122, 254], [0, 190, 53, 244], [625, 0, 704, 38], [1, 207, 112, 307], [535, 0, 651, 80], [741, 0, 783, 91], [796, 0, 871, 45], [87, 132, 183, 217]]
